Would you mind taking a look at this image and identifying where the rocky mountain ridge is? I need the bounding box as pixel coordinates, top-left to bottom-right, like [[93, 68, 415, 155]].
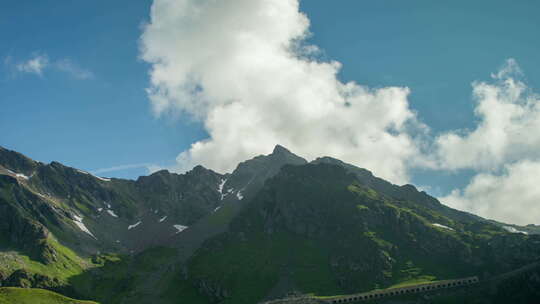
[[1, 145, 539, 304]]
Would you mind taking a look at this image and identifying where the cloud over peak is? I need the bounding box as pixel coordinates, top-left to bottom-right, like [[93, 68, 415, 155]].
[[140, 1, 540, 225], [140, 0, 424, 184]]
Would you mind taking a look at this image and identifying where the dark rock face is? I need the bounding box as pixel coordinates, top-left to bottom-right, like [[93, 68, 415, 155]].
[[135, 166, 224, 225], [492, 263, 540, 304], [0, 147, 40, 176], [223, 145, 308, 201]]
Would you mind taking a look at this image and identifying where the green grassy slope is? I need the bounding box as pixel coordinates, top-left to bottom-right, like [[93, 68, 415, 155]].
[[68, 247, 185, 304], [0, 234, 91, 294], [0, 288, 98, 304]]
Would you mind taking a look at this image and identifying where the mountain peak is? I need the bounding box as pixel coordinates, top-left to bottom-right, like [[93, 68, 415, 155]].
[[0, 146, 40, 176], [269, 145, 308, 166], [271, 144, 292, 155]]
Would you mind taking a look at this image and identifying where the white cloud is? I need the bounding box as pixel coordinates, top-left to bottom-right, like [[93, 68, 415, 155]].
[[13, 53, 92, 79], [140, 0, 426, 184], [434, 59, 540, 225], [440, 160, 540, 225], [16, 54, 49, 75], [434, 59, 540, 171]]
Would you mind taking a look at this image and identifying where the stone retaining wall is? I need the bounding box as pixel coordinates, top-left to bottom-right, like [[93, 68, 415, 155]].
[[325, 276, 479, 303], [260, 276, 479, 304]]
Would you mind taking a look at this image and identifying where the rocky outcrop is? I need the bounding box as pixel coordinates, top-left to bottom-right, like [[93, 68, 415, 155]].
[[3, 269, 61, 290], [194, 278, 230, 302]]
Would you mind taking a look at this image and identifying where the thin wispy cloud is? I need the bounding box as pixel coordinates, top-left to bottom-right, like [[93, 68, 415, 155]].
[[11, 53, 93, 80], [55, 59, 94, 79], [91, 163, 154, 175]]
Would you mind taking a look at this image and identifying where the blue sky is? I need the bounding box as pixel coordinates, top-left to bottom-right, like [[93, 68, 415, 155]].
[[2, 1, 540, 224], [1, 0, 205, 178]]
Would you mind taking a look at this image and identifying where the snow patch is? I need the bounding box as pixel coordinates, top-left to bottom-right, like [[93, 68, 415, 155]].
[[5, 169, 30, 180], [236, 191, 244, 200], [15, 173, 29, 180], [107, 210, 118, 218], [72, 215, 97, 239], [159, 216, 167, 223], [432, 223, 454, 231], [105, 202, 111, 209], [128, 221, 142, 230], [97, 208, 103, 212], [503, 226, 528, 234], [213, 206, 221, 212], [218, 179, 227, 200], [173, 225, 188, 234]]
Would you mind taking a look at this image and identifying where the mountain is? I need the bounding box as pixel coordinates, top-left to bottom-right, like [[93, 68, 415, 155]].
[[0, 145, 539, 304]]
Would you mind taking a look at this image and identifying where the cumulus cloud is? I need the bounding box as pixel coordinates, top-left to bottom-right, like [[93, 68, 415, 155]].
[[16, 54, 49, 75], [13, 53, 93, 79], [435, 59, 540, 225], [140, 0, 426, 183], [434, 59, 540, 171], [440, 160, 540, 225]]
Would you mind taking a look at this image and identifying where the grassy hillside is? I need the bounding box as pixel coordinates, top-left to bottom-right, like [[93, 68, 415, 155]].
[[0, 288, 98, 304], [0, 234, 91, 294]]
